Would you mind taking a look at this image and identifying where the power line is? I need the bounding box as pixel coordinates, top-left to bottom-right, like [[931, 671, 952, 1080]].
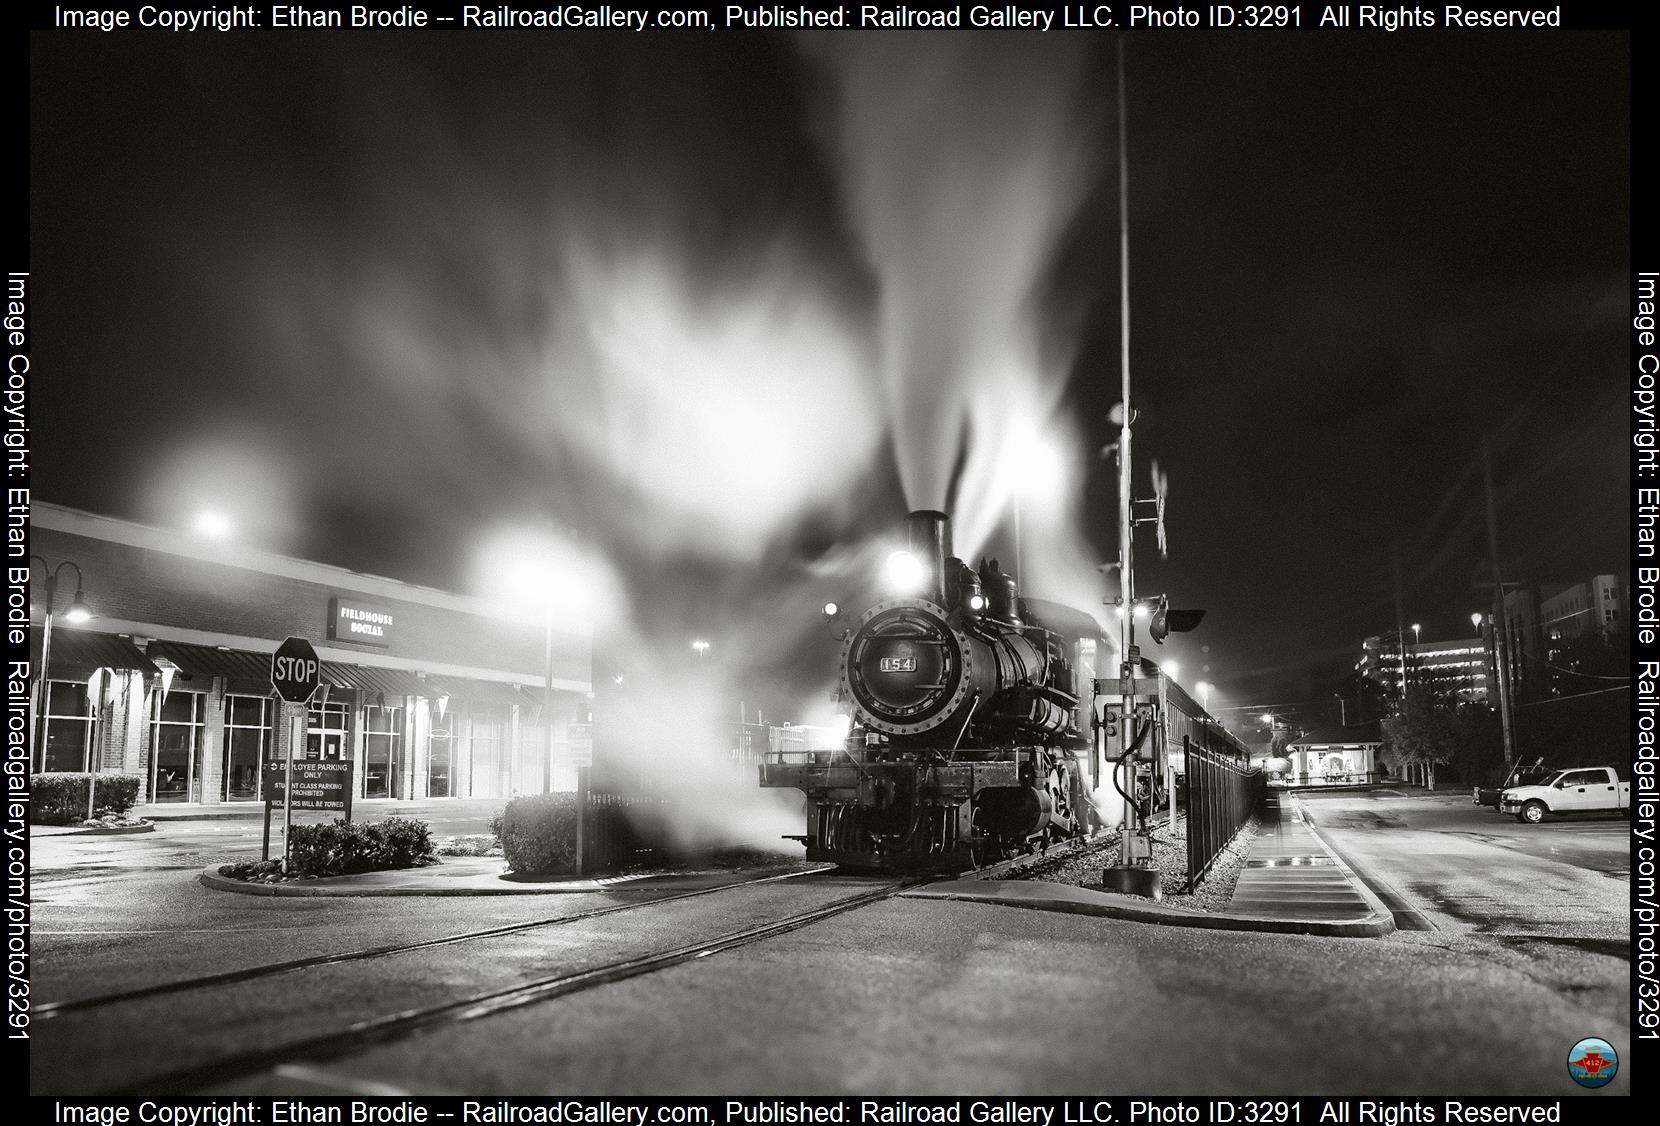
[[1516, 684, 1630, 707]]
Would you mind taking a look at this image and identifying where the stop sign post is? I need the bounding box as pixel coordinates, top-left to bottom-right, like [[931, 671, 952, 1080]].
[[269, 637, 322, 871]]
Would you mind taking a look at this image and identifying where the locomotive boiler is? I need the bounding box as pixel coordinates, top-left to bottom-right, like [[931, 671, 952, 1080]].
[[760, 510, 1106, 870]]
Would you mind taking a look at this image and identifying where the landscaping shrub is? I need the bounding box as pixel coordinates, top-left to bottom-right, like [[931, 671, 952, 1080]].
[[30, 773, 141, 824], [284, 817, 437, 877], [498, 793, 672, 874], [497, 793, 579, 874]]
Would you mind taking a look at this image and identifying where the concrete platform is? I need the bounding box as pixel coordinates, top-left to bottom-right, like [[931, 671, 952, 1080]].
[[906, 793, 1393, 936]]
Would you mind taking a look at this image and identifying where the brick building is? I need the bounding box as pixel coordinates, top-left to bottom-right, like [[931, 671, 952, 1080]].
[[26, 503, 592, 805]]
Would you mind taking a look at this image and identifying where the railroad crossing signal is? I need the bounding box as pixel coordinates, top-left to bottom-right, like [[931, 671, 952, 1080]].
[[271, 636, 321, 703]]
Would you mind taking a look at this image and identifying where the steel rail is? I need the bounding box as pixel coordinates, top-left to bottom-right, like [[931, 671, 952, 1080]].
[[35, 865, 825, 1021], [110, 877, 922, 1096]]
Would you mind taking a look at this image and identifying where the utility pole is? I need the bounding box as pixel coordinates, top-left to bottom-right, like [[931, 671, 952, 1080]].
[[1097, 38, 1159, 899], [1481, 439, 1518, 771], [1116, 30, 1135, 758]]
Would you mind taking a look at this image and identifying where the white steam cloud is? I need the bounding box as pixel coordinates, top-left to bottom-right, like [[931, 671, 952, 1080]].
[[811, 35, 1101, 584]]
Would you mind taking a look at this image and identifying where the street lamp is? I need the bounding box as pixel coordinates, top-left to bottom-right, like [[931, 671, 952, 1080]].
[[1333, 693, 1348, 725], [192, 509, 233, 541], [691, 639, 710, 660], [29, 557, 94, 812], [495, 554, 563, 802]]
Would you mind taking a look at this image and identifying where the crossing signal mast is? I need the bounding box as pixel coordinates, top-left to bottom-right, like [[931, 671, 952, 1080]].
[[1097, 41, 1203, 898]]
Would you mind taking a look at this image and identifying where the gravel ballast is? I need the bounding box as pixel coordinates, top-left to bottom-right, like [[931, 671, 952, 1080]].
[[995, 815, 1261, 912]]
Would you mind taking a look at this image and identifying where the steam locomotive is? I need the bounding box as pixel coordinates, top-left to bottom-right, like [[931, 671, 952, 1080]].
[[759, 510, 1109, 870]]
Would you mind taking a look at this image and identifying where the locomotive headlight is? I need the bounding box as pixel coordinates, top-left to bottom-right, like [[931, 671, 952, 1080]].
[[884, 550, 925, 593], [968, 594, 987, 612], [823, 601, 840, 619]]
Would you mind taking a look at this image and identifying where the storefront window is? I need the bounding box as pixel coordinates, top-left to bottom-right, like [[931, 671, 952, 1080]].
[[363, 705, 404, 799], [427, 731, 452, 798], [306, 700, 350, 762], [223, 695, 272, 801], [40, 681, 96, 773], [470, 715, 504, 798], [151, 691, 206, 802]]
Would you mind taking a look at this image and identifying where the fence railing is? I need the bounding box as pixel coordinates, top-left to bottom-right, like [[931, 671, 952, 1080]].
[[1185, 743, 1266, 892], [579, 789, 673, 873]]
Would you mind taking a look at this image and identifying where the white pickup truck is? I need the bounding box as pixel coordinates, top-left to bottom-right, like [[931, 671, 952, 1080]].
[[1500, 766, 1631, 824]]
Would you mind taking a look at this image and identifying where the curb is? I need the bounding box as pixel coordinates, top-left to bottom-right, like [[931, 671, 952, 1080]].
[[79, 821, 158, 836], [196, 865, 620, 898], [32, 821, 158, 836], [1290, 798, 1418, 934], [903, 881, 1395, 937]]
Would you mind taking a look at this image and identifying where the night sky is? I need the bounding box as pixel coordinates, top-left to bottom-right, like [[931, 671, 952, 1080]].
[[27, 21, 1633, 731]]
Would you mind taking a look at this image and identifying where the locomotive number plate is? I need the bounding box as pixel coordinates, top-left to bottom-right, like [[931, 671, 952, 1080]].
[[879, 656, 917, 673]]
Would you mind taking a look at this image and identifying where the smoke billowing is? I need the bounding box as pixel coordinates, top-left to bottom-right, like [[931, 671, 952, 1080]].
[[810, 35, 1113, 621], [43, 36, 1121, 832]]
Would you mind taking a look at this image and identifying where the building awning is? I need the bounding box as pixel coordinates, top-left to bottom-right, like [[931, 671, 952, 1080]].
[[145, 641, 272, 688], [31, 628, 158, 679], [141, 642, 436, 703], [322, 662, 431, 702], [426, 674, 534, 711]]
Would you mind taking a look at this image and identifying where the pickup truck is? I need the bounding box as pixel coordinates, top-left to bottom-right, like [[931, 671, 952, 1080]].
[[1499, 766, 1631, 824], [1474, 759, 1549, 809]]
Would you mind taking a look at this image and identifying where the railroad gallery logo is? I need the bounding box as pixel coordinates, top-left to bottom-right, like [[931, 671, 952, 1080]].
[[1566, 1037, 1618, 1088]]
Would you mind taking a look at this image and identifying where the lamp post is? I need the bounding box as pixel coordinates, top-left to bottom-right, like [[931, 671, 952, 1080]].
[[541, 600, 554, 795], [29, 557, 93, 811], [498, 552, 561, 830], [1333, 693, 1348, 726]]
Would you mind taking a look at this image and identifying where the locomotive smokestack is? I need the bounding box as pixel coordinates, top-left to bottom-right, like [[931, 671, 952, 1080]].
[[905, 509, 952, 607]]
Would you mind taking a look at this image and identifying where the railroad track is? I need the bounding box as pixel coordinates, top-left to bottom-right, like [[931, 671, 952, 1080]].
[[44, 825, 1171, 1094], [99, 874, 926, 1096], [34, 864, 827, 1022], [41, 824, 1128, 1027]]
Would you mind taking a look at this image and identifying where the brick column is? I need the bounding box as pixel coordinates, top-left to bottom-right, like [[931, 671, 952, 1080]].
[[198, 682, 225, 804]]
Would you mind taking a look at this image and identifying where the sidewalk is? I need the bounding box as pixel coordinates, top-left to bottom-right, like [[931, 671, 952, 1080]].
[[132, 797, 507, 822], [194, 794, 1395, 936], [907, 792, 1394, 936], [1219, 793, 1393, 930]]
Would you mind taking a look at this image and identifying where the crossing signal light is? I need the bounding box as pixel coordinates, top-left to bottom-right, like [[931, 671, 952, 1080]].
[[1148, 595, 1205, 644]]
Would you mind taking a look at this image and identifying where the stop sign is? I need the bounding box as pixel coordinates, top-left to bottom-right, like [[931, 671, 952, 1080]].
[[271, 636, 321, 703]]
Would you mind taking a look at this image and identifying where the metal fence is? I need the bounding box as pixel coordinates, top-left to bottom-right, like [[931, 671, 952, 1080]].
[[579, 788, 673, 873], [1185, 742, 1266, 892]]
